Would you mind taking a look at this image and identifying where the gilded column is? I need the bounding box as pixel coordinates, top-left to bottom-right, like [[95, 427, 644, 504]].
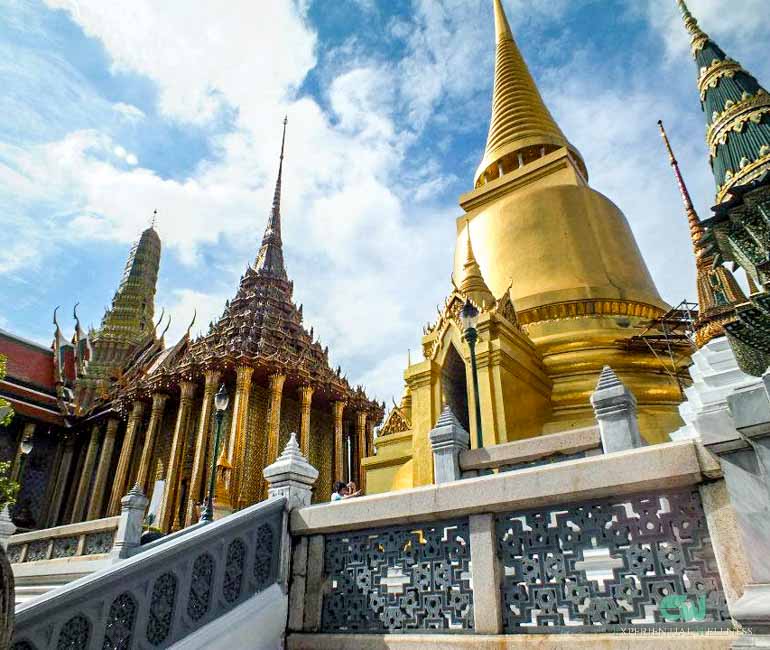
[[10, 422, 35, 482], [86, 418, 120, 520], [299, 385, 314, 459], [264, 374, 286, 465], [47, 436, 75, 527], [108, 400, 145, 515], [228, 365, 253, 508], [185, 369, 220, 526], [158, 382, 195, 532], [135, 393, 168, 493], [332, 400, 346, 482], [70, 424, 101, 523], [355, 410, 368, 490]]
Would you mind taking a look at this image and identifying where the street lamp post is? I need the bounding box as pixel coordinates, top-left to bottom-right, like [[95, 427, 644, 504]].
[[199, 383, 229, 523], [17, 434, 33, 485], [461, 300, 484, 450]]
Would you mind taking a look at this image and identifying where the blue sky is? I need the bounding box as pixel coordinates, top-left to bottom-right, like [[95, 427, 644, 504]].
[[1, 0, 769, 402]]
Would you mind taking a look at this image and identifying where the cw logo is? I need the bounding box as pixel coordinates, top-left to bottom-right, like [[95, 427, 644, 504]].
[[659, 594, 707, 622]]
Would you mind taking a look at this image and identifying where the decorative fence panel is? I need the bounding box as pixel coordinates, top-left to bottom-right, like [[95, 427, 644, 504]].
[[6, 517, 120, 565], [11, 498, 285, 650], [495, 488, 731, 633], [321, 519, 473, 634]]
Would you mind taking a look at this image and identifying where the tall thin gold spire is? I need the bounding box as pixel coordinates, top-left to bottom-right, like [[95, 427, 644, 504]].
[[492, 0, 512, 43], [475, 0, 585, 187], [459, 223, 495, 308], [657, 119, 746, 346], [657, 120, 704, 256]]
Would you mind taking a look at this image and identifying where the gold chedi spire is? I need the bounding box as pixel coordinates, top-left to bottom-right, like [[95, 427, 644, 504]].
[[475, 0, 586, 187], [459, 223, 496, 308]]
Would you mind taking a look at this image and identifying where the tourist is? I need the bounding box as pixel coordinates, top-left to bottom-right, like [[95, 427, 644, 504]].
[[346, 481, 362, 498], [331, 481, 348, 502]]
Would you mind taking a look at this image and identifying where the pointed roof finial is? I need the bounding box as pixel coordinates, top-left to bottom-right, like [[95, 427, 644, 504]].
[[459, 220, 496, 308], [657, 120, 704, 254], [151, 209, 157, 229], [492, 0, 512, 44], [255, 117, 289, 281], [675, 0, 708, 43], [475, 0, 585, 188]]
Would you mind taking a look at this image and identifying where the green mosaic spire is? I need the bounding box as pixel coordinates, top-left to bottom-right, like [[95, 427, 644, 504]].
[[99, 225, 161, 343], [677, 0, 770, 204]]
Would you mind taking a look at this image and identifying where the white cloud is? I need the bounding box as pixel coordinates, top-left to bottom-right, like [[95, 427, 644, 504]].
[[112, 101, 145, 121], [9, 0, 768, 405]]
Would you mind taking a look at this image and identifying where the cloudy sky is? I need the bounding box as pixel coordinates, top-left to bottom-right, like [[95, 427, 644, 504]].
[[1, 0, 768, 403]]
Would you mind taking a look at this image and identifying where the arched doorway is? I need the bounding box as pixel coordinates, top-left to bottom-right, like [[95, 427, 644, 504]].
[[441, 344, 470, 433]]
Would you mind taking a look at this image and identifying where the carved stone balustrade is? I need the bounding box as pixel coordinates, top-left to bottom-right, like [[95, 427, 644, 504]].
[[287, 440, 745, 647], [11, 496, 287, 650]]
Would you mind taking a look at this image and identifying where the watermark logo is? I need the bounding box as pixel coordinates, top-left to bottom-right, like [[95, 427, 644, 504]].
[[660, 594, 706, 622]]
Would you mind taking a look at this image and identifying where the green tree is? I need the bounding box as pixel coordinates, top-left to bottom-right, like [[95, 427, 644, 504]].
[[0, 355, 11, 427], [0, 355, 18, 508]]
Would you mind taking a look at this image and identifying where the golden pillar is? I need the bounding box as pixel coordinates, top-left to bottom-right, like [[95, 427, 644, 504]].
[[10, 422, 35, 482], [366, 419, 374, 460], [228, 365, 253, 509], [185, 369, 220, 526], [159, 381, 195, 532], [299, 385, 314, 458], [332, 400, 346, 482], [86, 418, 120, 520], [264, 374, 286, 465], [108, 400, 145, 515], [135, 393, 168, 493], [70, 424, 101, 523], [47, 436, 75, 527], [355, 410, 368, 490]]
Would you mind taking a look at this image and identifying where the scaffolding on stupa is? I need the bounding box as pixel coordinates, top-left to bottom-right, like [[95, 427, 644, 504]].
[[623, 299, 698, 399]]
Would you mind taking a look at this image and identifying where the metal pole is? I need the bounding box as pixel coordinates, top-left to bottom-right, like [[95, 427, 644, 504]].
[[466, 327, 484, 449], [200, 409, 224, 523]]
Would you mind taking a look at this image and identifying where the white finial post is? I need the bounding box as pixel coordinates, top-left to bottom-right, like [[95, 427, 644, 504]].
[[590, 366, 643, 453], [0, 506, 16, 550], [429, 405, 470, 483], [110, 484, 149, 562], [263, 433, 319, 511]]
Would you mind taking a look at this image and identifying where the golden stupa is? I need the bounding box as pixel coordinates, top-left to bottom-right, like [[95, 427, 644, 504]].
[[363, 0, 687, 493]]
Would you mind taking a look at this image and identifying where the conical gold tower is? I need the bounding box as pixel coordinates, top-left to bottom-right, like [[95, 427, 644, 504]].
[[476, 0, 586, 187], [455, 0, 685, 441]]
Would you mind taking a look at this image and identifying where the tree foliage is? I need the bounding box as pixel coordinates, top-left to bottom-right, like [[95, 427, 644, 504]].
[[0, 355, 17, 508]]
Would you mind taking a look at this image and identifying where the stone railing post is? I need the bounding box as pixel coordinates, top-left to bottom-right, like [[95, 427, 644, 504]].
[[0, 506, 16, 551], [469, 513, 503, 634], [110, 484, 149, 562], [264, 433, 319, 621], [590, 366, 642, 453], [720, 379, 770, 635], [429, 405, 470, 483]]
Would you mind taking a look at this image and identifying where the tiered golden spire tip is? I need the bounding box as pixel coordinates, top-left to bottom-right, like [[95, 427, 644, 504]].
[[459, 223, 496, 308], [475, 0, 585, 187]]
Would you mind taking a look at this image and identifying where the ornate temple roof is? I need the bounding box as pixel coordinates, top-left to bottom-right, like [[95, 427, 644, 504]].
[[677, 0, 770, 204], [111, 120, 383, 418], [475, 0, 586, 187]]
